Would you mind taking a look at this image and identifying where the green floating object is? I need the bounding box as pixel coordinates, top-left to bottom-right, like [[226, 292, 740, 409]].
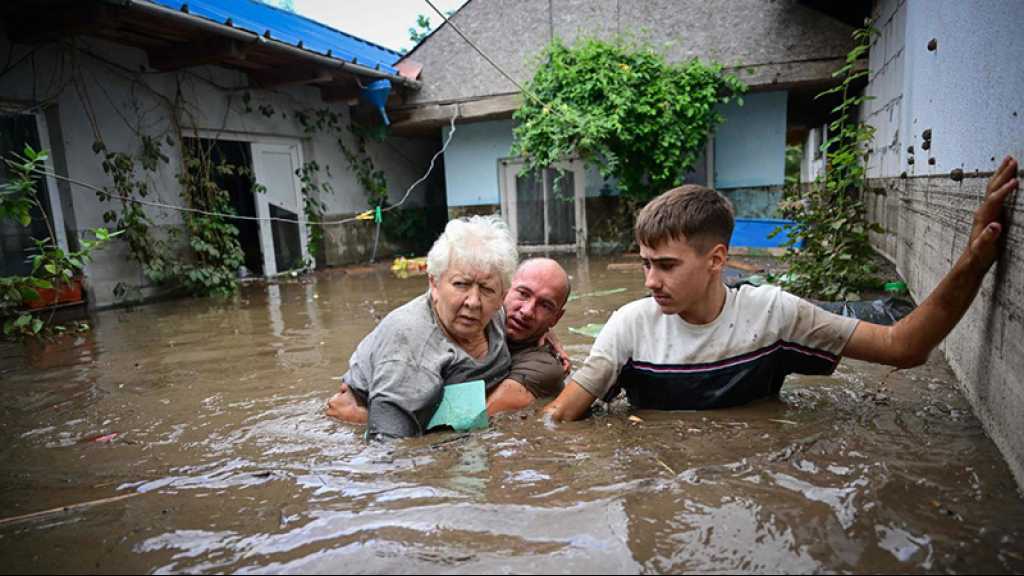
[[568, 323, 605, 338], [884, 281, 907, 294], [374, 205, 382, 224], [427, 380, 489, 432], [567, 287, 627, 302]]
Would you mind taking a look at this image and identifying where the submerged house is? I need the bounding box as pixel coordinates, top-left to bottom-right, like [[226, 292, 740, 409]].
[[0, 0, 447, 308], [389, 0, 864, 252]]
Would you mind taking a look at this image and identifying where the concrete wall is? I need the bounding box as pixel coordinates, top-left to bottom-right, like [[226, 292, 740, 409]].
[[441, 119, 514, 206], [404, 0, 857, 106], [0, 32, 438, 307], [862, 0, 1024, 488]]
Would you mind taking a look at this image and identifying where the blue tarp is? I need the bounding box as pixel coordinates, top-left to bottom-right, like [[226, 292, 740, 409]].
[[731, 218, 800, 248], [145, 0, 402, 74]]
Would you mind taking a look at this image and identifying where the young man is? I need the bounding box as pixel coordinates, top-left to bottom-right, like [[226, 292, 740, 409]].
[[544, 156, 1019, 421]]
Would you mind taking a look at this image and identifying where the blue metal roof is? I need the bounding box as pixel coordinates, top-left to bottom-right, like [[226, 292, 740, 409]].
[[144, 0, 402, 75]]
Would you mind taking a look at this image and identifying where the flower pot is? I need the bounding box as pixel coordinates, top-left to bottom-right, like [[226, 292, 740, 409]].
[[24, 277, 84, 309]]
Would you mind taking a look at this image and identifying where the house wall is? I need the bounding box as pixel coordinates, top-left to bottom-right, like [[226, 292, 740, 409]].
[[714, 90, 788, 218], [413, 1, 831, 220], [0, 32, 438, 307], [862, 0, 1024, 488], [441, 119, 514, 207], [438, 96, 788, 222], [714, 91, 788, 190]]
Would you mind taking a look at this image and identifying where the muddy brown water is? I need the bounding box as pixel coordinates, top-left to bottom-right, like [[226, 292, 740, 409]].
[[1, 256, 1022, 574]]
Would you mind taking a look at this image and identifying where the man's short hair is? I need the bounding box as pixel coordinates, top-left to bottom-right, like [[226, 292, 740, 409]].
[[634, 184, 735, 253]]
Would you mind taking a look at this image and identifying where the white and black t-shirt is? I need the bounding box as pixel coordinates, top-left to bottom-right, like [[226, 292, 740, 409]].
[[572, 284, 860, 410]]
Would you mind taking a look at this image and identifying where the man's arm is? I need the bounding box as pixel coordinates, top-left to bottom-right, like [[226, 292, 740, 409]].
[[486, 379, 536, 415], [844, 156, 1018, 366], [542, 380, 597, 422], [488, 343, 568, 415]]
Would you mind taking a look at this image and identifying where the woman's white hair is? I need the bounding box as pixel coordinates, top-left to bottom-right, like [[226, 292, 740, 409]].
[[426, 215, 518, 290]]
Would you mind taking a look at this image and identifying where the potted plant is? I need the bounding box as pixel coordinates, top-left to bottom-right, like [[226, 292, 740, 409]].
[[1, 146, 120, 336]]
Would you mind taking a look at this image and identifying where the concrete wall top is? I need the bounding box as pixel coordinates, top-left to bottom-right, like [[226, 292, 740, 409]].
[[403, 0, 857, 106]]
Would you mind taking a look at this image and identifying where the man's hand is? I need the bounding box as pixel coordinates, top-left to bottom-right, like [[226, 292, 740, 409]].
[[967, 156, 1019, 271], [542, 380, 597, 423], [325, 382, 368, 424], [539, 329, 571, 375], [843, 154, 1018, 368]]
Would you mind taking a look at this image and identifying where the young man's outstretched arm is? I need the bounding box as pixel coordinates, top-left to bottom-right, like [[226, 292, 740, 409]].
[[543, 380, 597, 423], [843, 156, 1018, 366]]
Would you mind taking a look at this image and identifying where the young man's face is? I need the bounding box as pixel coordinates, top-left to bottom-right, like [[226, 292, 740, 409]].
[[639, 236, 724, 319]]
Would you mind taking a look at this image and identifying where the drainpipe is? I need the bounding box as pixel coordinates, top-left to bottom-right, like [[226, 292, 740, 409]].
[[125, 0, 421, 90]]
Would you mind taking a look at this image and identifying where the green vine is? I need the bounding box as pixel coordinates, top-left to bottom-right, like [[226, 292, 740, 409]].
[[297, 159, 333, 262], [294, 108, 431, 254], [175, 142, 246, 295], [772, 23, 884, 300], [93, 134, 246, 298], [94, 139, 175, 287], [513, 37, 746, 223]]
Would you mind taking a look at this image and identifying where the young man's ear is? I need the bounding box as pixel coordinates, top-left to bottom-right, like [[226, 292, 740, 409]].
[[707, 243, 729, 272]]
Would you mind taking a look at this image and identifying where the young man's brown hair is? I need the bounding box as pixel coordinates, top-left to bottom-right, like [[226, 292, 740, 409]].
[[634, 184, 735, 253]]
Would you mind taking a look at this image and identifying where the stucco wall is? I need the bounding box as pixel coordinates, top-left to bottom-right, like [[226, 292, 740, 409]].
[[441, 119, 514, 206], [714, 90, 788, 189]]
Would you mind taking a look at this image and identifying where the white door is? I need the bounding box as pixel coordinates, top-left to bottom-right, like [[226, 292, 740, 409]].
[[250, 142, 310, 277]]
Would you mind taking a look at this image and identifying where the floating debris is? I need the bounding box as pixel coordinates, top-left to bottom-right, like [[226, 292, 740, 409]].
[[568, 287, 627, 302], [568, 323, 605, 338]]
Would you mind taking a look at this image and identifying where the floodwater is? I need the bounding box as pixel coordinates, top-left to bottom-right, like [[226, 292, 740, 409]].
[[1, 255, 1022, 574]]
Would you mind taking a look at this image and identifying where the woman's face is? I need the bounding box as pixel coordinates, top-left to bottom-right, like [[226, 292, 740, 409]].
[[429, 262, 505, 345]]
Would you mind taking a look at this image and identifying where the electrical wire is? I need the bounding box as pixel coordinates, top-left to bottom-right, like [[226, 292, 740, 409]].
[[19, 108, 459, 229]]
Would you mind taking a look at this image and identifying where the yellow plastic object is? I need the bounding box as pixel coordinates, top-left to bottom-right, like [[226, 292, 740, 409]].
[[391, 256, 428, 278]]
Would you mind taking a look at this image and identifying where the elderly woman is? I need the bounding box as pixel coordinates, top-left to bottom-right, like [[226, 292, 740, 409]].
[[327, 215, 519, 439]]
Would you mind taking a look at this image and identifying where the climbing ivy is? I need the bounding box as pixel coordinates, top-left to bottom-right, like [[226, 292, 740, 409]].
[[294, 107, 432, 254], [93, 135, 246, 298], [175, 142, 246, 296], [513, 37, 746, 216], [772, 24, 884, 300], [297, 159, 333, 261]]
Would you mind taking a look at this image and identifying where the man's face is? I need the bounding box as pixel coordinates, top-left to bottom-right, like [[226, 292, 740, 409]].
[[504, 261, 567, 344], [429, 262, 505, 343], [639, 236, 723, 318]]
